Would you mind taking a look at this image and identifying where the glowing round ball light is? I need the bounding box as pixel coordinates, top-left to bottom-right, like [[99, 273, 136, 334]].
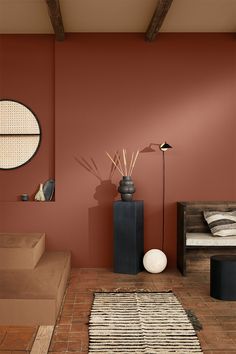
[[143, 249, 167, 273]]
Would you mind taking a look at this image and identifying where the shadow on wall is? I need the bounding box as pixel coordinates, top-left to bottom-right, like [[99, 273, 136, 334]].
[[75, 157, 118, 267]]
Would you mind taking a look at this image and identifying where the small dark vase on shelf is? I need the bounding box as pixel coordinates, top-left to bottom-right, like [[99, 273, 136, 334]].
[[118, 176, 135, 202]]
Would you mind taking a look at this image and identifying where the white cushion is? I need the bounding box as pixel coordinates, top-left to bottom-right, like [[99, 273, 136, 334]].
[[186, 232, 236, 246]]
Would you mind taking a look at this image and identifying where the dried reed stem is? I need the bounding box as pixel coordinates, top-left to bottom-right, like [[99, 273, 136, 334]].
[[128, 152, 134, 176], [130, 150, 139, 176], [107, 149, 140, 178], [106, 152, 123, 176], [115, 152, 124, 176], [109, 151, 118, 179], [123, 149, 128, 176]]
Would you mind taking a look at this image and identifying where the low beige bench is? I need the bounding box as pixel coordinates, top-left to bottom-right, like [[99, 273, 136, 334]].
[[177, 201, 236, 275]]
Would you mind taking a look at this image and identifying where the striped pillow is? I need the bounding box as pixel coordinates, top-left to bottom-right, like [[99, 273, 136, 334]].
[[204, 211, 236, 237]]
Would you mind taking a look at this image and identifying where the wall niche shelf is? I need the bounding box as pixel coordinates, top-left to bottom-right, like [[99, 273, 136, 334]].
[[0, 201, 56, 205]]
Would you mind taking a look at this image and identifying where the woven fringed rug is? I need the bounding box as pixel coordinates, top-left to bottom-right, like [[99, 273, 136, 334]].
[[89, 292, 203, 353]]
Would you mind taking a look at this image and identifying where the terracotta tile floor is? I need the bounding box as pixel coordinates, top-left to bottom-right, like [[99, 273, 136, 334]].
[[1, 268, 236, 353]]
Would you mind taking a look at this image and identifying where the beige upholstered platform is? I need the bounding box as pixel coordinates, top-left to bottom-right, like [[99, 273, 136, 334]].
[[0, 233, 45, 269], [0, 233, 70, 325], [0, 251, 70, 325], [186, 232, 236, 246]]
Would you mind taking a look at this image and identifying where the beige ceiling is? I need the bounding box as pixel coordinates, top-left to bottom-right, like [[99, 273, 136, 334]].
[[0, 0, 236, 34]]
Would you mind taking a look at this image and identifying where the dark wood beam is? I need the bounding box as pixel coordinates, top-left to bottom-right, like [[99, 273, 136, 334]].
[[45, 0, 65, 41], [145, 0, 173, 42]]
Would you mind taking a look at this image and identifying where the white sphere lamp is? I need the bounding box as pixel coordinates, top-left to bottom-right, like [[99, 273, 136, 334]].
[[143, 249, 167, 273]]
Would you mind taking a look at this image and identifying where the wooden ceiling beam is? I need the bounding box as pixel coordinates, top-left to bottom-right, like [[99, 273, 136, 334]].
[[145, 0, 173, 42], [45, 0, 65, 41]]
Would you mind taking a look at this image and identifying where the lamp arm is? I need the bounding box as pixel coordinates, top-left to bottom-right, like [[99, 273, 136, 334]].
[[150, 143, 161, 147]]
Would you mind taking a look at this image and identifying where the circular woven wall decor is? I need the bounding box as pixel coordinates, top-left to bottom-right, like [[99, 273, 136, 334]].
[[0, 100, 41, 169]]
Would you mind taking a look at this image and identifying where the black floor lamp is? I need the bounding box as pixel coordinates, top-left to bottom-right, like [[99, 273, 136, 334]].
[[140, 142, 173, 251]]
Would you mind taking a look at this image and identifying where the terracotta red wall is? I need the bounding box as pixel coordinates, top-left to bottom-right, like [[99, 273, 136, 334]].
[[0, 33, 236, 267], [0, 35, 55, 201]]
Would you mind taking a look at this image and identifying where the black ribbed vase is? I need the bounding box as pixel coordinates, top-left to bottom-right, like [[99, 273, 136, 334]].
[[118, 176, 135, 202]]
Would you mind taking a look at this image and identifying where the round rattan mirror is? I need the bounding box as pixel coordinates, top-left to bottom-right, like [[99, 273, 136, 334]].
[[0, 100, 41, 169]]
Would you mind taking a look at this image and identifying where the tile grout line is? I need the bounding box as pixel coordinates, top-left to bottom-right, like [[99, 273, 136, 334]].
[[0, 330, 7, 346], [30, 326, 54, 354]]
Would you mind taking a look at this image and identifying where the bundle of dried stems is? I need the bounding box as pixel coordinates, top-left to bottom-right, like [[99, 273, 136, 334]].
[[106, 149, 139, 177]]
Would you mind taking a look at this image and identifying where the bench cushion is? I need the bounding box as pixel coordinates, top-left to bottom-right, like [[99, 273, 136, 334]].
[[186, 233, 236, 246], [203, 211, 236, 236]]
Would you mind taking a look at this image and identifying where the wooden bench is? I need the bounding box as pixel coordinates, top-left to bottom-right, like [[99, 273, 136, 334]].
[[177, 201, 236, 276]]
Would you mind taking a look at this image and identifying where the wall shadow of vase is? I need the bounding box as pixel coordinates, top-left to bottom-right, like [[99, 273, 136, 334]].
[[88, 180, 118, 267]]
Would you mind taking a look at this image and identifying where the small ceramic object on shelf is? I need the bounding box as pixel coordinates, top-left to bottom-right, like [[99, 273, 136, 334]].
[[43, 179, 55, 201], [34, 183, 45, 201], [21, 194, 29, 201]]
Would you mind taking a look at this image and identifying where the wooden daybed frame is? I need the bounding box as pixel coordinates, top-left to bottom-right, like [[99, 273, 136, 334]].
[[177, 201, 236, 276]]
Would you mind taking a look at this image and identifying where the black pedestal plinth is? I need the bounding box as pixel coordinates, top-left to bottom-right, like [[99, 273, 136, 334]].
[[210, 255, 236, 300], [114, 200, 144, 275]]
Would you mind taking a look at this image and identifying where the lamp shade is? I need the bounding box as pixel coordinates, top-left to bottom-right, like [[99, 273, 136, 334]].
[[159, 142, 172, 152], [143, 249, 167, 273]]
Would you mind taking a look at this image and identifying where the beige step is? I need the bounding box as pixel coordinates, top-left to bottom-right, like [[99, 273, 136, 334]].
[[0, 233, 45, 269], [0, 251, 71, 325]]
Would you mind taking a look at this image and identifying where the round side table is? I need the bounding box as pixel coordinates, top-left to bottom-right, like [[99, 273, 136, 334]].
[[210, 255, 236, 300]]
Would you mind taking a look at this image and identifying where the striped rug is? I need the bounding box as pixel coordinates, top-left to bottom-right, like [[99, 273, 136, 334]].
[[89, 292, 202, 353]]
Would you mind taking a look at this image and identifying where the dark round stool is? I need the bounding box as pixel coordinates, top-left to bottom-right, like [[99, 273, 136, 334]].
[[210, 255, 236, 300]]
